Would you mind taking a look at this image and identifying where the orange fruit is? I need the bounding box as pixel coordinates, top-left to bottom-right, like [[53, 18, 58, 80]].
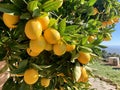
[[25, 19, 42, 40], [53, 41, 66, 56], [3, 13, 19, 28], [78, 67, 88, 82], [44, 28, 60, 44], [66, 44, 76, 52], [27, 48, 40, 57], [113, 18, 119, 23], [102, 21, 107, 27], [24, 69, 39, 85], [106, 20, 114, 25], [77, 51, 91, 64], [36, 15, 50, 30], [40, 78, 51, 87], [93, 8, 99, 15], [45, 41, 53, 51], [29, 36, 46, 53], [88, 36, 95, 43]]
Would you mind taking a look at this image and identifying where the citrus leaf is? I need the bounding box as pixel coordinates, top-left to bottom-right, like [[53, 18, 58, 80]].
[[0, 3, 20, 14], [88, 0, 97, 6], [10, 0, 26, 9], [27, 0, 38, 12], [66, 25, 78, 31], [98, 45, 107, 48], [49, 18, 57, 27], [58, 18, 66, 35], [0, 46, 7, 60], [11, 60, 28, 74], [19, 82, 31, 90], [32, 9, 41, 17], [20, 12, 31, 19], [78, 46, 92, 53], [42, 0, 62, 12], [2, 77, 20, 90]]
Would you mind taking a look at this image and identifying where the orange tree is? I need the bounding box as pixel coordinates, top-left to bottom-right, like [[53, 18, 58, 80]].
[[0, 0, 120, 90]]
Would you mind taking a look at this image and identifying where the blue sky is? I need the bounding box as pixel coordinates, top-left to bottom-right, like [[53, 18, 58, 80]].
[[101, 0, 120, 46]]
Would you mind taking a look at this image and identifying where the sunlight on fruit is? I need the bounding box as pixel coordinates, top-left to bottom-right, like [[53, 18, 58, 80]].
[[3, 13, 19, 28], [44, 28, 61, 44], [77, 51, 91, 64], [36, 15, 50, 30], [25, 19, 42, 40], [24, 69, 39, 85], [66, 44, 76, 52], [40, 78, 51, 87], [29, 36, 46, 53], [53, 40, 66, 56]]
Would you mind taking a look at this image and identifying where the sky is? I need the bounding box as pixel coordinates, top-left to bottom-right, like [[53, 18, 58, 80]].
[[101, 0, 120, 46]]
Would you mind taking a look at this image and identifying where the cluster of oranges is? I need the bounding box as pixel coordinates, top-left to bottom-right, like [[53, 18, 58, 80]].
[[24, 14, 76, 57], [102, 17, 119, 27]]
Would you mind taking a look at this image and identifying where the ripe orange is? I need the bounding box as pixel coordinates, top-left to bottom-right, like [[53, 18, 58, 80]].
[[40, 78, 51, 87], [77, 51, 91, 64], [25, 19, 42, 40], [36, 15, 50, 30], [44, 28, 61, 44], [27, 48, 40, 57], [113, 18, 119, 23], [29, 36, 46, 53], [53, 41, 66, 56], [24, 69, 39, 85], [102, 21, 107, 27], [3, 13, 19, 28], [78, 67, 88, 82], [45, 41, 53, 51], [93, 8, 99, 15], [106, 20, 114, 25], [103, 33, 112, 41], [66, 44, 76, 52], [88, 36, 95, 43]]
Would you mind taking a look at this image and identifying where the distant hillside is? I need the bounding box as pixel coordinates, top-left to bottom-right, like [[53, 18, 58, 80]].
[[103, 45, 120, 54]]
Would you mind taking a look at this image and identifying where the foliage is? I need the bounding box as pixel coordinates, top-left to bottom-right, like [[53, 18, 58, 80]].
[[0, 0, 120, 90]]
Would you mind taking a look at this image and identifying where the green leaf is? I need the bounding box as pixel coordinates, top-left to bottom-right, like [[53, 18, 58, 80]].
[[19, 82, 31, 90], [0, 46, 7, 60], [27, 0, 39, 12], [58, 18, 66, 35], [2, 77, 20, 90], [0, 63, 8, 74], [98, 45, 107, 48], [66, 25, 78, 31], [49, 18, 57, 27], [10, 0, 26, 9], [32, 9, 41, 17], [0, 3, 20, 14], [42, 0, 62, 12], [20, 13, 31, 19], [11, 60, 28, 74], [88, 0, 97, 6], [78, 46, 92, 53]]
